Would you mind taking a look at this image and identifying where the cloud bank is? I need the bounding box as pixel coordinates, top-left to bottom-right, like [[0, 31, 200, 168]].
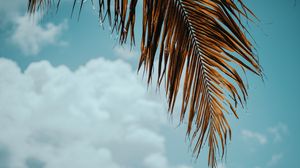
[[0, 57, 192, 168]]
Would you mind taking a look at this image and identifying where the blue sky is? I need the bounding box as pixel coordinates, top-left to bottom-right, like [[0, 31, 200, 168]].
[[0, 0, 299, 168]]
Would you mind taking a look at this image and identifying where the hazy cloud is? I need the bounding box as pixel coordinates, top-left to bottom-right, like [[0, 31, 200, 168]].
[[241, 130, 267, 145], [216, 163, 226, 168], [0, 0, 25, 23], [268, 123, 288, 143], [267, 153, 283, 167], [114, 45, 138, 60]]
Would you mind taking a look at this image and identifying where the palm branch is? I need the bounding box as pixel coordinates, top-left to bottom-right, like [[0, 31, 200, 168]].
[[27, 0, 263, 167]]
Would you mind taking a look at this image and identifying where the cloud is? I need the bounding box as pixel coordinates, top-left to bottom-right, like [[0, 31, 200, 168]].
[[143, 153, 192, 168], [0, 144, 11, 168], [0, 57, 192, 168], [0, 0, 25, 23], [267, 153, 283, 167], [241, 130, 267, 145], [268, 123, 288, 143], [216, 163, 226, 168], [10, 14, 67, 56], [114, 45, 138, 60], [0, 0, 67, 56]]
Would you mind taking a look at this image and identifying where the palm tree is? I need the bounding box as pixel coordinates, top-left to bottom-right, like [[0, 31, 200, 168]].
[[27, 0, 262, 167]]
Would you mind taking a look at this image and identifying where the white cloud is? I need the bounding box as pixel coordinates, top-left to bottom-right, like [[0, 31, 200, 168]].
[[241, 130, 267, 145], [216, 163, 226, 168], [10, 14, 67, 56], [144, 153, 169, 168], [143, 153, 192, 168], [0, 0, 67, 55], [0, 57, 192, 168], [114, 45, 138, 60], [268, 123, 288, 143], [267, 153, 283, 167]]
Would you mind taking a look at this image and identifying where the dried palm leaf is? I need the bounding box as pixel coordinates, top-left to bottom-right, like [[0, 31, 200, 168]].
[[27, 0, 263, 167]]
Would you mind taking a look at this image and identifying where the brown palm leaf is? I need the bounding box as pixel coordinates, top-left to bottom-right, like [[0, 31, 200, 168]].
[[27, 0, 263, 167]]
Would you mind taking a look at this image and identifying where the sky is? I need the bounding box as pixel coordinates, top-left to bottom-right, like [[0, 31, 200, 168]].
[[0, 0, 299, 168]]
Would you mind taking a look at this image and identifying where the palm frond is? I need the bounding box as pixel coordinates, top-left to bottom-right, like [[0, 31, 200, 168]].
[[27, 0, 262, 167]]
